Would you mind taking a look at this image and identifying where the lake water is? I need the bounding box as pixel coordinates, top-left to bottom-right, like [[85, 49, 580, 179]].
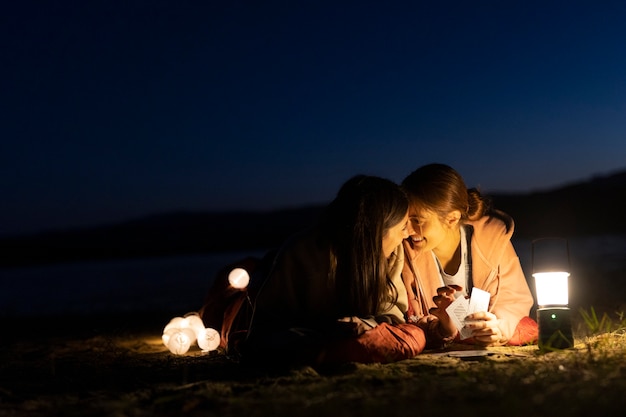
[[1, 236, 625, 317], [0, 250, 268, 317]]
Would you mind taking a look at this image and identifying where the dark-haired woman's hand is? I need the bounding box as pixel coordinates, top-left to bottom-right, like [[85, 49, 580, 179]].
[[336, 316, 372, 336]]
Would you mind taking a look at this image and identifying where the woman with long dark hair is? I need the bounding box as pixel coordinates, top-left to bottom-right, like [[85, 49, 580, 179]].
[[242, 175, 427, 366]]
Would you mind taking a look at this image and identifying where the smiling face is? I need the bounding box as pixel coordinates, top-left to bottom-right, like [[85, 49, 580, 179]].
[[407, 205, 461, 254], [407, 207, 446, 252], [382, 212, 409, 258]]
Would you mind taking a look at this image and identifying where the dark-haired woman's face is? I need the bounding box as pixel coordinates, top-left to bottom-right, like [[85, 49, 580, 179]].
[[382, 212, 409, 258]]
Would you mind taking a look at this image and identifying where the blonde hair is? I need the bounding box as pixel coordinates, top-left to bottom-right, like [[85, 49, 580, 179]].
[[401, 163, 490, 223]]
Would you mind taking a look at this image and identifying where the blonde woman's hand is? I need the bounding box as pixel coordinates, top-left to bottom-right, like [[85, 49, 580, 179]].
[[464, 311, 503, 345], [429, 285, 463, 338]]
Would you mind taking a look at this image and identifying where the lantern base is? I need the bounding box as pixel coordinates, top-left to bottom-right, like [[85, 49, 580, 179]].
[[537, 306, 574, 350]]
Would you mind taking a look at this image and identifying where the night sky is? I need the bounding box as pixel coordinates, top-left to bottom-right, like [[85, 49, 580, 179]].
[[3, 1, 626, 236]]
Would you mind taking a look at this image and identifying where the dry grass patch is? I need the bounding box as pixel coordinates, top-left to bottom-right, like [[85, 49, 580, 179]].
[[2, 310, 626, 417]]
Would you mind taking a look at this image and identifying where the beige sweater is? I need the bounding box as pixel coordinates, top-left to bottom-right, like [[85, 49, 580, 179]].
[[402, 212, 534, 343]]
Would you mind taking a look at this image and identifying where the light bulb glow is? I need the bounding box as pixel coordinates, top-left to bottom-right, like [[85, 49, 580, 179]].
[[197, 327, 221, 351], [163, 316, 186, 334], [533, 271, 569, 306], [166, 329, 192, 355], [162, 327, 179, 345], [184, 313, 205, 336], [228, 268, 250, 289], [162, 313, 215, 355]]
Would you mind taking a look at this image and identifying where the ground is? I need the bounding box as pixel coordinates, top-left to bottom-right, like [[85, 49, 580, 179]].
[[1, 310, 626, 417]]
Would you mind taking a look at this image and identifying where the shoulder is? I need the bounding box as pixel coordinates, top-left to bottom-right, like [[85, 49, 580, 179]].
[[467, 211, 516, 263], [275, 227, 328, 266], [469, 210, 514, 239]]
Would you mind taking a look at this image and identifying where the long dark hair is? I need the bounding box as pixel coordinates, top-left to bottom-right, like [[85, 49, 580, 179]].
[[401, 163, 512, 231], [318, 175, 408, 317]]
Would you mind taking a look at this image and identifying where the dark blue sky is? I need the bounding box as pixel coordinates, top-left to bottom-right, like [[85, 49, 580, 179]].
[[2, 1, 626, 236]]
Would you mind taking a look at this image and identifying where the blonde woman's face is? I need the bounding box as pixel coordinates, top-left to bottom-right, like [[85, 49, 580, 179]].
[[407, 207, 448, 253], [382, 212, 409, 258]]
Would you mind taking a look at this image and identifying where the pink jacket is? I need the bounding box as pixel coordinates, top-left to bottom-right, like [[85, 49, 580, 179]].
[[402, 212, 534, 344]]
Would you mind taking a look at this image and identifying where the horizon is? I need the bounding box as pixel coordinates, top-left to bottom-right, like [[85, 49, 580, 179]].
[[3, 165, 624, 239]]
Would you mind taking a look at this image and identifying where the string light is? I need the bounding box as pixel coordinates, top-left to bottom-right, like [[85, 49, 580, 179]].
[[165, 328, 194, 355], [228, 267, 250, 289], [163, 267, 249, 355], [162, 312, 220, 355], [197, 327, 221, 352]]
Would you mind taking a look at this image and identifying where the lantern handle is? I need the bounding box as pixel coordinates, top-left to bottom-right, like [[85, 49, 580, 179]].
[[531, 237, 570, 274]]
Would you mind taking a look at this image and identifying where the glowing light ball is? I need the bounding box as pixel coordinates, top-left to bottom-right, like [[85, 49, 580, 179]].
[[228, 267, 250, 289], [166, 328, 194, 355], [184, 312, 206, 338], [197, 327, 221, 352], [162, 312, 217, 355], [163, 316, 186, 334], [162, 326, 179, 345]]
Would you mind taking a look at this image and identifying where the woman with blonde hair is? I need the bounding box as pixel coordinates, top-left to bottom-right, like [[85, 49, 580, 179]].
[[401, 163, 538, 347]]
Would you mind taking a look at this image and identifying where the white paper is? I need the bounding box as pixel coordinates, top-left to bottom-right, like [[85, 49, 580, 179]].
[[445, 287, 490, 340]]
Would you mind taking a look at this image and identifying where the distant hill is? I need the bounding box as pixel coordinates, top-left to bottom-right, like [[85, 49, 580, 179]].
[[0, 206, 325, 267], [2, 169, 626, 267], [490, 169, 626, 238]]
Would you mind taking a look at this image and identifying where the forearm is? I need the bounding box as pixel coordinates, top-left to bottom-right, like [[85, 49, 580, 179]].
[[416, 314, 458, 349]]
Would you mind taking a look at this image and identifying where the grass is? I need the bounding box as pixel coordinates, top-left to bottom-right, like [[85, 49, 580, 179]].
[[579, 306, 626, 335], [1, 308, 626, 416]]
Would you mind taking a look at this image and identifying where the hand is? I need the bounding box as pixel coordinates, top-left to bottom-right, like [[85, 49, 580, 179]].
[[336, 316, 371, 336], [464, 311, 503, 345], [429, 285, 463, 338]]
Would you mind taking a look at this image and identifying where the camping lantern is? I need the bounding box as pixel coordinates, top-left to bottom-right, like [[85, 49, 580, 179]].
[[532, 238, 574, 350]]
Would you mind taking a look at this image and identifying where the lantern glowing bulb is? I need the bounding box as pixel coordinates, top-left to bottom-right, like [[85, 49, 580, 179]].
[[228, 267, 250, 289], [533, 271, 569, 307]]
